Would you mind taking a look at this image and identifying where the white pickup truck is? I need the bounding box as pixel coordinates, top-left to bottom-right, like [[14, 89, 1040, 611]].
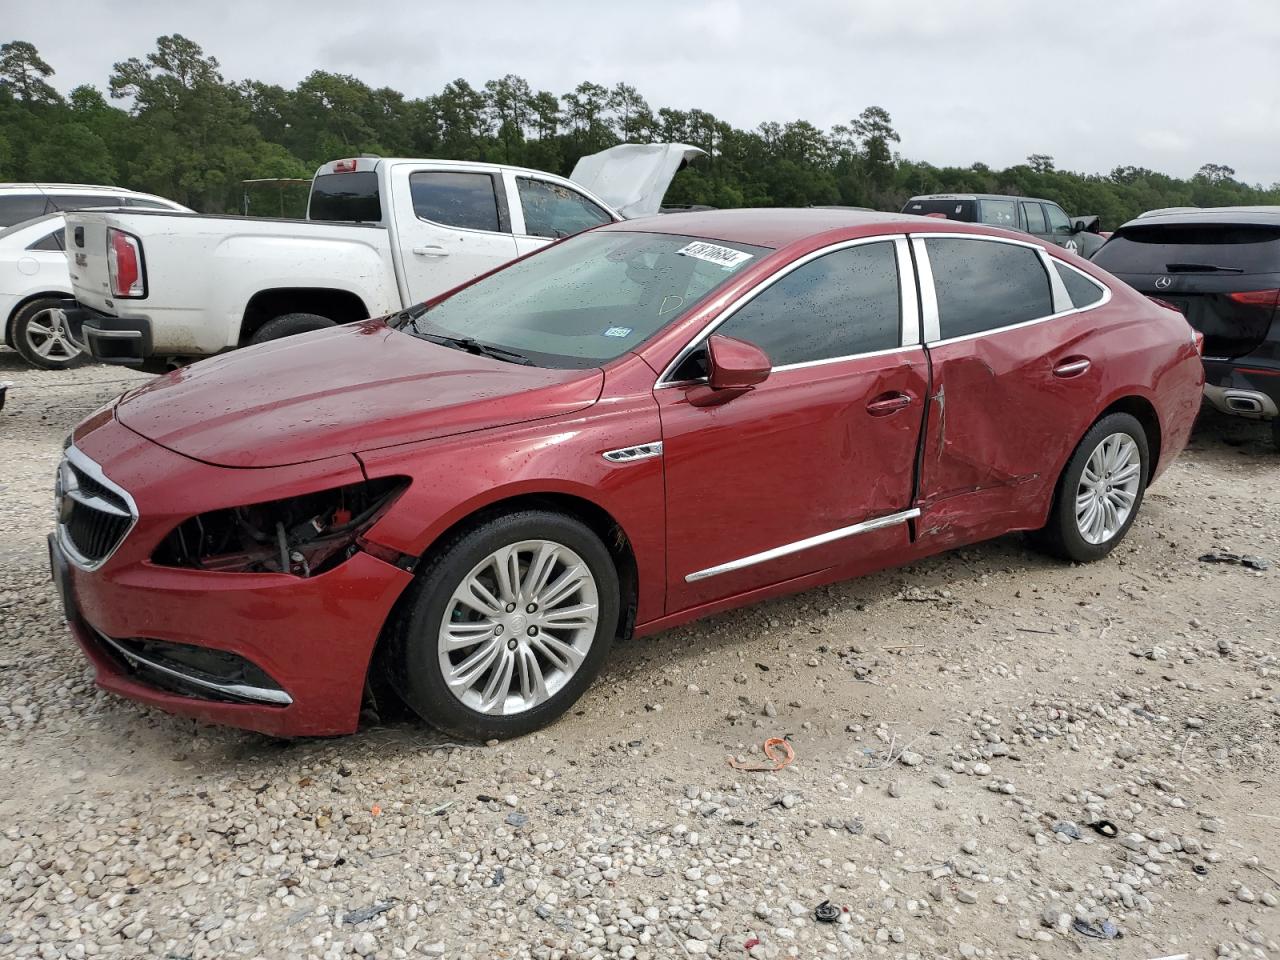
[[65, 144, 701, 370]]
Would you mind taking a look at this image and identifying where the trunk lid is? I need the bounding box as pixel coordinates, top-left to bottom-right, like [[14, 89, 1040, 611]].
[[1093, 221, 1280, 358], [569, 143, 705, 219], [113, 320, 604, 468]]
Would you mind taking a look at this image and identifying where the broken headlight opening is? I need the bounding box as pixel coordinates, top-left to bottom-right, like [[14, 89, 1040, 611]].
[[152, 477, 408, 577]]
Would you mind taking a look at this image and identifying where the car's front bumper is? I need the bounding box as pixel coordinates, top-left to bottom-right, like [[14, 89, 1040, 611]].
[[54, 413, 415, 737]]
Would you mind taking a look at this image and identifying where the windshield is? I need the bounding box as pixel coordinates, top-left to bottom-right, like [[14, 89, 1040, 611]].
[[0, 212, 61, 243], [902, 198, 976, 222], [413, 231, 770, 368]]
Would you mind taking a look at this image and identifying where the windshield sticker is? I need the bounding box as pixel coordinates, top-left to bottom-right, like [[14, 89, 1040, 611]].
[[603, 326, 633, 338], [676, 241, 754, 270]]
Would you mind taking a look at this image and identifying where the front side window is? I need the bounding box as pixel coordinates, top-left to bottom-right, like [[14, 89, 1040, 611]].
[[1054, 261, 1105, 308], [409, 171, 502, 232], [979, 199, 1017, 228], [1045, 203, 1072, 235], [1021, 202, 1047, 234], [517, 178, 612, 239], [0, 195, 49, 227], [413, 231, 767, 368], [47, 193, 128, 212], [713, 242, 901, 367], [925, 238, 1053, 339]]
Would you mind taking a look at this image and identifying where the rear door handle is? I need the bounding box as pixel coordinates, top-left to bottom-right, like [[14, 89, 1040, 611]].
[[412, 245, 450, 257], [866, 392, 914, 416], [1053, 357, 1091, 378]]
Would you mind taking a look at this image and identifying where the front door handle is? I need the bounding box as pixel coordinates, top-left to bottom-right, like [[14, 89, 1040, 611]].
[[412, 245, 450, 257], [866, 392, 914, 416], [1053, 357, 1091, 378]]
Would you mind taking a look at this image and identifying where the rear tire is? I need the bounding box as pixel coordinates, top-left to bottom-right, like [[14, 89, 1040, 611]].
[[388, 511, 619, 741], [248, 312, 336, 344], [12, 298, 85, 370], [1030, 412, 1149, 563]]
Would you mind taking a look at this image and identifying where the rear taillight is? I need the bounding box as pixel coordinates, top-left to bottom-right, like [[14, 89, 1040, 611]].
[[1227, 289, 1280, 307], [333, 158, 358, 173], [107, 228, 145, 298]]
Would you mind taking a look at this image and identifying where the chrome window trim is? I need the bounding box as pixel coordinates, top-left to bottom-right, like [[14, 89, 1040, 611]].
[[686, 508, 920, 583], [895, 236, 921, 346], [656, 234, 913, 388], [911, 233, 1113, 347], [602, 441, 664, 463], [56, 445, 139, 572], [94, 630, 293, 706]]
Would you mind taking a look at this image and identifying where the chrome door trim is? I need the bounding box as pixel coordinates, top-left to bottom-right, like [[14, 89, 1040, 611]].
[[602, 441, 664, 463], [657, 234, 912, 388], [685, 508, 920, 583], [895, 236, 922, 346], [909, 233, 1113, 347]]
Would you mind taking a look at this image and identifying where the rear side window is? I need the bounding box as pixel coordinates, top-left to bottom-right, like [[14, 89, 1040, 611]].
[[517, 178, 612, 239], [47, 193, 127, 212], [979, 199, 1017, 228], [1053, 261, 1105, 308], [309, 171, 382, 223], [925, 238, 1053, 339], [1092, 224, 1280, 275], [125, 198, 173, 210], [409, 171, 502, 232], [27, 229, 64, 252], [1021, 202, 1047, 234], [0, 195, 49, 227], [903, 199, 976, 222], [716, 241, 901, 367]]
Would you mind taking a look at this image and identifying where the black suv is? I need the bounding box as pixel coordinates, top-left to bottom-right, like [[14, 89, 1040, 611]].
[[1092, 207, 1280, 447], [902, 194, 1106, 257]]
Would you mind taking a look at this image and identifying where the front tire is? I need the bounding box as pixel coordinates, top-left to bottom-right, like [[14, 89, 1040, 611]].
[[388, 511, 619, 740], [248, 312, 336, 344], [1031, 412, 1149, 563], [13, 298, 84, 370]]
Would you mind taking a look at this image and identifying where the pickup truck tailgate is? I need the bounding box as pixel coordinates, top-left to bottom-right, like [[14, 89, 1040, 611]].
[[66, 213, 115, 314]]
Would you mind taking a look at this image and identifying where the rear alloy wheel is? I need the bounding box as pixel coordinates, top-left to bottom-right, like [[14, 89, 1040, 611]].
[[1031, 412, 1149, 563], [13, 299, 84, 370], [389, 511, 619, 740]]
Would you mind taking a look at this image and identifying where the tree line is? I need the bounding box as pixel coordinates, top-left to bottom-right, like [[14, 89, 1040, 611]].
[[2, 35, 1277, 225]]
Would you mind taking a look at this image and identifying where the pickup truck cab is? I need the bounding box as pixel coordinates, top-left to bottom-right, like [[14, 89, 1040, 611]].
[[66, 145, 700, 369], [902, 193, 1106, 258]]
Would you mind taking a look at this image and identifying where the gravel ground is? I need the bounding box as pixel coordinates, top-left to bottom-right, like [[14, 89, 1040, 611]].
[[1, 348, 1278, 960]]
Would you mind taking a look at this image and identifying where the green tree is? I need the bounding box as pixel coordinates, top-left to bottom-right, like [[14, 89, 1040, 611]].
[[0, 41, 62, 104]]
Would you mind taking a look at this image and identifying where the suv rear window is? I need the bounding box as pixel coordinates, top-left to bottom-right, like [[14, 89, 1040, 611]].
[[309, 171, 382, 223], [902, 199, 976, 222], [1093, 224, 1280, 275]]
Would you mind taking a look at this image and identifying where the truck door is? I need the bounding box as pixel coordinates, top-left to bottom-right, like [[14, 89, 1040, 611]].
[[388, 165, 519, 304]]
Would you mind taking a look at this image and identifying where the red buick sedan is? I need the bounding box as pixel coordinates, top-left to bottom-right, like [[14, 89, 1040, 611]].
[[51, 209, 1204, 739]]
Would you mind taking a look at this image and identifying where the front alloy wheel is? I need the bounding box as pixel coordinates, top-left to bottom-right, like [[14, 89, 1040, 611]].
[[389, 510, 619, 740], [439, 540, 600, 715]]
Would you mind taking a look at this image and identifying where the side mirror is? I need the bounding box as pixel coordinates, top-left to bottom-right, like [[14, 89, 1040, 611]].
[[688, 334, 771, 407]]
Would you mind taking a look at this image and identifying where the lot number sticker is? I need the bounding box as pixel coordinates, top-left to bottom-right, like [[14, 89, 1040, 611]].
[[676, 241, 754, 270]]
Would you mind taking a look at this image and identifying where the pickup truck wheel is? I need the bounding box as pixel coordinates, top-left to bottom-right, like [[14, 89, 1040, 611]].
[[12, 299, 85, 370], [1030, 412, 1149, 563], [248, 312, 336, 345], [387, 511, 619, 741]]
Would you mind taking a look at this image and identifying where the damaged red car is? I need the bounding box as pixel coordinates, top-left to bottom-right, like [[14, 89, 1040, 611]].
[[51, 209, 1205, 739]]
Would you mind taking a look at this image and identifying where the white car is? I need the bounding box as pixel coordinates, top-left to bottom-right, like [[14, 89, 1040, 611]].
[[1, 185, 188, 369], [64, 144, 702, 369]]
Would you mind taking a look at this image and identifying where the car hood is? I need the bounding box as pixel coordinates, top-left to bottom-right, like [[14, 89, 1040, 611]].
[[570, 143, 705, 218], [114, 320, 604, 468]]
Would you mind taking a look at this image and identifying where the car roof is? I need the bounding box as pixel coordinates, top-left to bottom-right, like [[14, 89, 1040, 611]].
[[1121, 205, 1280, 229], [601, 207, 938, 248], [907, 193, 1055, 204], [0, 183, 145, 194]]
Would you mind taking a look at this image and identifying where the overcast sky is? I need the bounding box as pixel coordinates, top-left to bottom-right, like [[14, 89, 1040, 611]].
[[9, 0, 1280, 184]]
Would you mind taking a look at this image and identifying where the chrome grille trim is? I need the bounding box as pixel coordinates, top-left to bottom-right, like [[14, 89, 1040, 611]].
[[56, 446, 138, 571]]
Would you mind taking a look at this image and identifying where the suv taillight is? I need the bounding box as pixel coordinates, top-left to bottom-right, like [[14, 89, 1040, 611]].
[[107, 228, 145, 298], [1227, 289, 1280, 307]]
